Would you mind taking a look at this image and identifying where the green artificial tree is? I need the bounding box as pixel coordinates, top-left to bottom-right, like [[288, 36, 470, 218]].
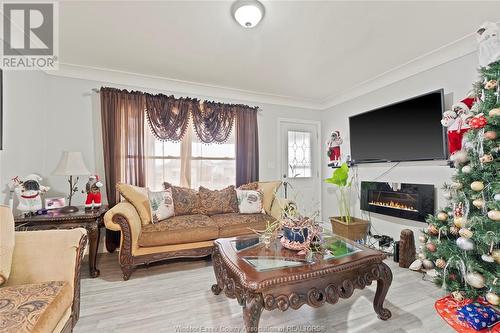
[[420, 57, 500, 306]]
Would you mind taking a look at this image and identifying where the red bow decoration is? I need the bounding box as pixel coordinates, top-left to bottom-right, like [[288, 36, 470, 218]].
[[468, 114, 488, 129]]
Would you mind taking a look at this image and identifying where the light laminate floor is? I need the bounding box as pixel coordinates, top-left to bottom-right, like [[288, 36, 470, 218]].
[[75, 253, 453, 333]]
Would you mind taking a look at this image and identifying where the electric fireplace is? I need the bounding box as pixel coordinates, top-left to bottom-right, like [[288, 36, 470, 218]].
[[360, 181, 434, 222]]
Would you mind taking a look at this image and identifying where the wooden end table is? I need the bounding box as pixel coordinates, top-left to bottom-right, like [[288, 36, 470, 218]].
[[14, 206, 108, 278], [211, 235, 392, 332]]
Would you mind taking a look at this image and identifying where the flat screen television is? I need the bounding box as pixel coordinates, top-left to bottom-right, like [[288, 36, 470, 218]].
[[349, 89, 446, 163]]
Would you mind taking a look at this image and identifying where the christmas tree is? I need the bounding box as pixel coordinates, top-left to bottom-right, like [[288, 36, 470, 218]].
[[420, 22, 500, 306]]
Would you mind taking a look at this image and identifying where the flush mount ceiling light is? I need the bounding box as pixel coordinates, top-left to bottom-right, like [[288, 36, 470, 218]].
[[232, 0, 265, 28]]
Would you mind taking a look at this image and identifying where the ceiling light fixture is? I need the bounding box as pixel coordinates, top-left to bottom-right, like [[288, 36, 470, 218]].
[[232, 0, 265, 28]]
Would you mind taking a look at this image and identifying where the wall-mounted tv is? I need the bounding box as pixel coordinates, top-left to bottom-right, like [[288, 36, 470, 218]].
[[349, 89, 446, 164]]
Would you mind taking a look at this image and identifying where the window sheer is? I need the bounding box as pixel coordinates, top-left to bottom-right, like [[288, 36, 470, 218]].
[[145, 119, 236, 191]]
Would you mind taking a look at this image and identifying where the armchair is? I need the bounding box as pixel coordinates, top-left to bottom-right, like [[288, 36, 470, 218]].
[[0, 206, 87, 333]]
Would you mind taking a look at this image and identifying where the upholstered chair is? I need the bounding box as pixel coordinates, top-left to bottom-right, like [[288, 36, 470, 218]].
[[0, 205, 88, 333]]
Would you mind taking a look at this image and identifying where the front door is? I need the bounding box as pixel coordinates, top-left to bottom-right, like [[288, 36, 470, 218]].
[[279, 120, 320, 217]]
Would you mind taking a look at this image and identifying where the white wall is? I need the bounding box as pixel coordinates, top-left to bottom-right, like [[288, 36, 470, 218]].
[[0, 70, 321, 208], [321, 52, 480, 242]]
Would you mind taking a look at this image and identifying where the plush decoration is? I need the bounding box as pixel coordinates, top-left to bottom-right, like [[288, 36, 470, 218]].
[[326, 130, 343, 163], [442, 98, 474, 154], [477, 21, 500, 66], [484, 80, 498, 90], [236, 189, 264, 214], [148, 188, 175, 223], [10, 174, 49, 215], [84, 175, 103, 209], [457, 302, 499, 330]]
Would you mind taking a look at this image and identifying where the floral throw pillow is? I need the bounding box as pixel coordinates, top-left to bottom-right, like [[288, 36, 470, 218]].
[[236, 189, 264, 214], [148, 188, 175, 223]]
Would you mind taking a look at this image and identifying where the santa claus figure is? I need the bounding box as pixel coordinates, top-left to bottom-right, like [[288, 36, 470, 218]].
[[326, 130, 343, 163], [11, 174, 50, 216], [441, 97, 475, 155], [84, 175, 103, 209], [477, 21, 500, 67]]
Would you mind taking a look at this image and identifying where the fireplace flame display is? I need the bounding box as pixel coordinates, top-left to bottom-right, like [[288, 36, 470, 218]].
[[368, 200, 418, 212]]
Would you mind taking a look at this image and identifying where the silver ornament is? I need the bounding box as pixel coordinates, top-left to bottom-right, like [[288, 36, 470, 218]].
[[456, 237, 474, 251]]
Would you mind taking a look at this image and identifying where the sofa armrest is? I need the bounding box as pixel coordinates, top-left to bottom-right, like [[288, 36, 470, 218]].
[[104, 202, 142, 257], [270, 197, 293, 220]]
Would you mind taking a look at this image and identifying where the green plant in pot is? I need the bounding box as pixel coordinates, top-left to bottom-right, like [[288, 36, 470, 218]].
[[325, 163, 369, 241]]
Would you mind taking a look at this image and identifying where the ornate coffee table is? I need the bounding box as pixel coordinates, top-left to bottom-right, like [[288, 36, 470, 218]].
[[211, 234, 392, 332]]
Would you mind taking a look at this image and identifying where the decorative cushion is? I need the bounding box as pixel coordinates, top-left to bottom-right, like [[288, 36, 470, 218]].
[[116, 183, 152, 225], [198, 186, 239, 216], [258, 181, 282, 214], [138, 214, 219, 247], [239, 182, 258, 190], [458, 302, 499, 330], [0, 205, 15, 286], [236, 189, 264, 214], [148, 188, 175, 223], [211, 213, 275, 238], [0, 281, 72, 333], [163, 182, 201, 216]]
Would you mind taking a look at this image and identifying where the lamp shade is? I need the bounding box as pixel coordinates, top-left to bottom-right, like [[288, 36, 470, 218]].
[[52, 151, 91, 176]]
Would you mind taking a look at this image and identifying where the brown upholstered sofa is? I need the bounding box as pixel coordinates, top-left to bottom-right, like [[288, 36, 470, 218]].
[[104, 181, 284, 280], [0, 206, 87, 333]]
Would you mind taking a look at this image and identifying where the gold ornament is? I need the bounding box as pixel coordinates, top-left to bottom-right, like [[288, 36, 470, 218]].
[[451, 182, 463, 190], [472, 198, 485, 209], [450, 226, 459, 235], [486, 292, 499, 306], [452, 291, 465, 302], [484, 131, 497, 140], [437, 212, 448, 221], [487, 210, 500, 221], [485, 79, 498, 90], [454, 217, 464, 228], [428, 224, 439, 235], [492, 249, 500, 264], [466, 272, 485, 288], [459, 228, 473, 239], [418, 235, 427, 243], [435, 258, 446, 269], [489, 108, 500, 117], [470, 181, 485, 192]]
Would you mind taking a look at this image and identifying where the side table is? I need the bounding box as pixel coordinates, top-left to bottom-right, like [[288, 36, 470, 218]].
[[14, 206, 108, 278]]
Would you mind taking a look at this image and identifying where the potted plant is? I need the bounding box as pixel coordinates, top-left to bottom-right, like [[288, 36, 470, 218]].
[[325, 163, 369, 241]]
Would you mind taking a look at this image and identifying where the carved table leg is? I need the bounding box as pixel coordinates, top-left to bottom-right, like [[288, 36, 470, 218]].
[[242, 294, 263, 333], [373, 262, 393, 320], [211, 247, 223, 295], [105, 229, 120, 253], [87, 224, 101, 278]]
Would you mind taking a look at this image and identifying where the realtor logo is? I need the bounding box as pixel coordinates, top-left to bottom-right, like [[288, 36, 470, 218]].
[[1, 2, 58, 69]]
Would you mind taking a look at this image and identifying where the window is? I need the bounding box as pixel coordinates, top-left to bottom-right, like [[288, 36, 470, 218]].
[[287, 130, 311, 178], [146, 120, 236, 191]]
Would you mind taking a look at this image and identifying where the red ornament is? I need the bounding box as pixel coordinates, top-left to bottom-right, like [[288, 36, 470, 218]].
[[426, 242, 437, 252], [449, 273, 457, 281], [468, 114, 488, 129]]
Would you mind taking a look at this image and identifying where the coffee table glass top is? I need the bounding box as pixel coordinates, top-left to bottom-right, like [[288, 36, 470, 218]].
[[231, 234, 364, 272]]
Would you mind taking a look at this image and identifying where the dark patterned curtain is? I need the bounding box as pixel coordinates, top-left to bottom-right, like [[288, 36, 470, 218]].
[[191, 101, 237, 143], [145, 93, 197, 142], [236, 106, 259, 186]]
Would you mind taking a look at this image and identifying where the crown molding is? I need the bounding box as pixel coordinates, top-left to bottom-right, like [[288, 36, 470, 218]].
[[45, 26, 491, 112], [44, 63, 323, 110], [319, 30, 481, 110]]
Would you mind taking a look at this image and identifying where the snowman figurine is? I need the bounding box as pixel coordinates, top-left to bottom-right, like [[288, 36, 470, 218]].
[[12, 174, 50, 216], [84, 175, 103, 209]]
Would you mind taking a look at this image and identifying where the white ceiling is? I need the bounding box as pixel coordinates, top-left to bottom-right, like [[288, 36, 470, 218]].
[[59, 1, 500, 106]]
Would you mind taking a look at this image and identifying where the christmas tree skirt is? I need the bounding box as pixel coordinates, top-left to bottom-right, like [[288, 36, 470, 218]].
[[435, 296, 500, 332]]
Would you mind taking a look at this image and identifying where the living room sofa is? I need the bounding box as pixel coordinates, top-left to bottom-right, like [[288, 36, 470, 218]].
[[104, 181, 284, 280], [0, 206, 88, 333]]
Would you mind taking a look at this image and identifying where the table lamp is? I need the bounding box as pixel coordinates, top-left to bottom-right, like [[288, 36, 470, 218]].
[[52, 151, 91, 213]]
